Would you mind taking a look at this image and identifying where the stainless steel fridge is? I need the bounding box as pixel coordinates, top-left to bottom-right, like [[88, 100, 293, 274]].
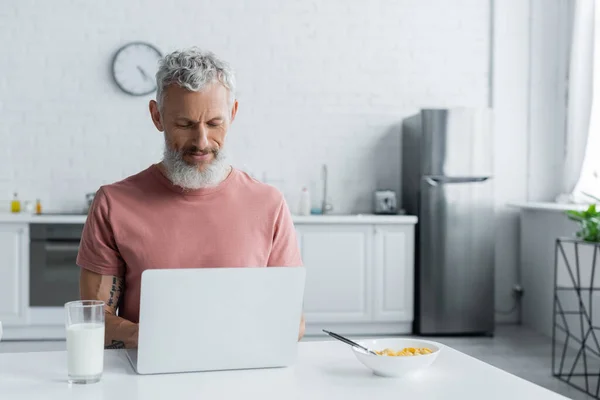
[[402, 108, 495, 335]]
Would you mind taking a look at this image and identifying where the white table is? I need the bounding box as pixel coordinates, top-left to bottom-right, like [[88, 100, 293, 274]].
[[0, 341, 567, 399]]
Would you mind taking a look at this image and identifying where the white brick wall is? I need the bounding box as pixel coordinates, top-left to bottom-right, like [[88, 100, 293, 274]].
[[492, 0, 530, 324], [492, 0, 573, 324], [0, 0, 490, 213]]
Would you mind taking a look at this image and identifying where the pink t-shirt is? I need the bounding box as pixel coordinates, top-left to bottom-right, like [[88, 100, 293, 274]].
[[76, 165, 302, 323]]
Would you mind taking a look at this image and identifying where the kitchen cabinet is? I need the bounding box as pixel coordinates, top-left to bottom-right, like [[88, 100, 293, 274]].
[[0, 223, 29, 324], [372, 225, 414, 322], [296, 225, 372, 323], [0, 214, 416, 339], [295, 220, 416, 335]]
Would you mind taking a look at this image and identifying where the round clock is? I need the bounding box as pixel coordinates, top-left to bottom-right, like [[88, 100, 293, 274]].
[[112, 42, 163, 96]]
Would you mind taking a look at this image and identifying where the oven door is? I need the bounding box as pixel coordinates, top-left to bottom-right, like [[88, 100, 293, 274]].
[[30, 224, 84, 307]]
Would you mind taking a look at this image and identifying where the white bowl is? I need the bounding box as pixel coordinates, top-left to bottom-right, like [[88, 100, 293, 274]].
[[352, 338, 442, 378]]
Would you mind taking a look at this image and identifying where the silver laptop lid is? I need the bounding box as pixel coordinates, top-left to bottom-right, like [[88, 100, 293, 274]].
[[135, 267, 306, 374]]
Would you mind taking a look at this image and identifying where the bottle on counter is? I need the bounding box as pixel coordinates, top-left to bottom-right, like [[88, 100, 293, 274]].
[[35, 199, 42, 215], [23, 201, 34, 214], [10, 192, 21, 213], [298, 187, 311, 216]]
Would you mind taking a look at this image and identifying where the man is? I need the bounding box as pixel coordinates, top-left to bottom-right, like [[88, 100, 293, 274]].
[[77, 48, 305, 348]]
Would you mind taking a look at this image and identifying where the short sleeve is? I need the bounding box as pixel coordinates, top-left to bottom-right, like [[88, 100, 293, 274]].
[[267, 196, 303, 267], [76, 187, 126, 276]]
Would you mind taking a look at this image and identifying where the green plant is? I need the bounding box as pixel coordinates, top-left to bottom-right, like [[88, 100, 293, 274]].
[[566, 193, 600, 242]]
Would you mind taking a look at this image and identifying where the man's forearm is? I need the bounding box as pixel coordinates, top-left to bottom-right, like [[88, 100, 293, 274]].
[[79, 269, 138, 349], [105, 314, 138, 348]]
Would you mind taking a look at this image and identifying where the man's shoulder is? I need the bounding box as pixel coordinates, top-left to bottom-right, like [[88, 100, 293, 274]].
[[233, 169, 284, 204], [97, 165, 157, 200]]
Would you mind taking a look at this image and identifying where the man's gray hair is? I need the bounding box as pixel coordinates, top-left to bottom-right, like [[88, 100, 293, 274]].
[[155, 47, 236, 109]]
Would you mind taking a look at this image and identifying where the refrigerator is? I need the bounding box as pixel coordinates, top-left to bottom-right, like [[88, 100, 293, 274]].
[[402, 108, 495, 335]]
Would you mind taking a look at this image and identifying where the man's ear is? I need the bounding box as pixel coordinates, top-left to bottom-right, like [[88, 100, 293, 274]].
[[230, 100, 239, 123], [149, 100, 164, 132]]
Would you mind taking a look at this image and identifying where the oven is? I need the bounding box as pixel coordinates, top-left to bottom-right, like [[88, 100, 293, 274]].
[[29, 224, 83, 307]]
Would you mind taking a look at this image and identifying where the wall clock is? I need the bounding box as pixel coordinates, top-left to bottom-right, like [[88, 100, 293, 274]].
[[112, 42, 162, 96]]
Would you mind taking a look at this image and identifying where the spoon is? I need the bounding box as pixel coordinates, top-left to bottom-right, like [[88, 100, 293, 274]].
[[322, 329, 378, 356]]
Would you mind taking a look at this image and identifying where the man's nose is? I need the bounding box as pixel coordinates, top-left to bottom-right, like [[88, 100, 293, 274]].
[[192, 126, 210, 150]]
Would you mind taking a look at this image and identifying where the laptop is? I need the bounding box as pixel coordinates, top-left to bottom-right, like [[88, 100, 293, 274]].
[[126, 266, 306, 375]]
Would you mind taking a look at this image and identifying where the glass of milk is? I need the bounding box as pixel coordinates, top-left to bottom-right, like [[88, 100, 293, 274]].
[[65, 300, 105, 384]]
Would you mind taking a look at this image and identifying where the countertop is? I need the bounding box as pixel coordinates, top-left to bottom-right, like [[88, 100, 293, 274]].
[[509, 202, 595, 212], [291, 214, 417, 224], [0, 213, 417, 225], [0, 341, 565, 400]]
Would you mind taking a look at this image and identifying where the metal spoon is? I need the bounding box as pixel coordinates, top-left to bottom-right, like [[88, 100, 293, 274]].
[[322, 329, 378, 356]]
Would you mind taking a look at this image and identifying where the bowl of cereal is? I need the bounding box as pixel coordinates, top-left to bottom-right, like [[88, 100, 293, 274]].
[[351, 338, 442, 378]]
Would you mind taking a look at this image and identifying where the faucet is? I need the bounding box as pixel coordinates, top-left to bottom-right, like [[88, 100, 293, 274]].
[[321, 164, 333, 214]]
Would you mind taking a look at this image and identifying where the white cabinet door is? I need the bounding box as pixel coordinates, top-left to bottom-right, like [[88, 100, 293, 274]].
[[0, 224, 28, 324], [296, 225, 372, 323], [373, 224, 414, 322]]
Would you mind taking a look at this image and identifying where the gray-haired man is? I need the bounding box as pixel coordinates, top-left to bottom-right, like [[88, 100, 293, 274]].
[[77, 48, 305, 348]]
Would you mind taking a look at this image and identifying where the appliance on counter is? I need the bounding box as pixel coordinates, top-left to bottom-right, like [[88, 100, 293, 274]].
[[85, 192, 96, 214], [402, 108, 495, 336], [30, 224, 83, 307], [373, 190, 398, 214]]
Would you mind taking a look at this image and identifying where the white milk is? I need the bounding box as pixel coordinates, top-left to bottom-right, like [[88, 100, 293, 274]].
[[67, 323, 105, 377]]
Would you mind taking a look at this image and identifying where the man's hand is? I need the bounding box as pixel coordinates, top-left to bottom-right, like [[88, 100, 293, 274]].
[[298, 313, 306, 341], [80, 268, 139, 348]]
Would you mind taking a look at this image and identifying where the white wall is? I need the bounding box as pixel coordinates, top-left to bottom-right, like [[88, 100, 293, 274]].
[[518, 0, 576, 334], [492, 0, 531, 323], [492, 0, 572, 323], [528, 0, 573, 202], [0, 0, 490, 214]]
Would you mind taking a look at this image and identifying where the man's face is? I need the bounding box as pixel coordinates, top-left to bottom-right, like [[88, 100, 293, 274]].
[[150, 83, 238, 171]]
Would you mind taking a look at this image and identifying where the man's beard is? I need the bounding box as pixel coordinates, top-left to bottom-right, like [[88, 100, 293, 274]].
[[162, 140, 231, 190]]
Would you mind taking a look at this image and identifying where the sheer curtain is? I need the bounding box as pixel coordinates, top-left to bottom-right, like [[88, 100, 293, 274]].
[[565, 0, 600, 202]]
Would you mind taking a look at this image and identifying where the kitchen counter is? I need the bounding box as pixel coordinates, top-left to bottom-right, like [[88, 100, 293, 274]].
[[509, 201, 593, 212], [0, 214, 88, 224], [0, 341, 565, 399], [292, 214, 417, 224], [0, 213, 417, 225]]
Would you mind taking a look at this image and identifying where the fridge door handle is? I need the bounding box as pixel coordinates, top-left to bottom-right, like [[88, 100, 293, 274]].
[[424, 176, 491, 186], [425, 176, 439, 187]]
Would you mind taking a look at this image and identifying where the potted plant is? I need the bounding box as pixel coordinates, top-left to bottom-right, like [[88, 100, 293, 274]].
[[566, 193, 600, 242], [556, 193, 600, 289]]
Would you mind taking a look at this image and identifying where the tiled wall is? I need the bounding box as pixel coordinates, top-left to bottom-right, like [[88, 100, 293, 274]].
[[0, 0, 490, 213]]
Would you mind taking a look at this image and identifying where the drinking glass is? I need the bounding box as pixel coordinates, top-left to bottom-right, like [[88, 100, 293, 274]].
[[65, 300, 105, 384]]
